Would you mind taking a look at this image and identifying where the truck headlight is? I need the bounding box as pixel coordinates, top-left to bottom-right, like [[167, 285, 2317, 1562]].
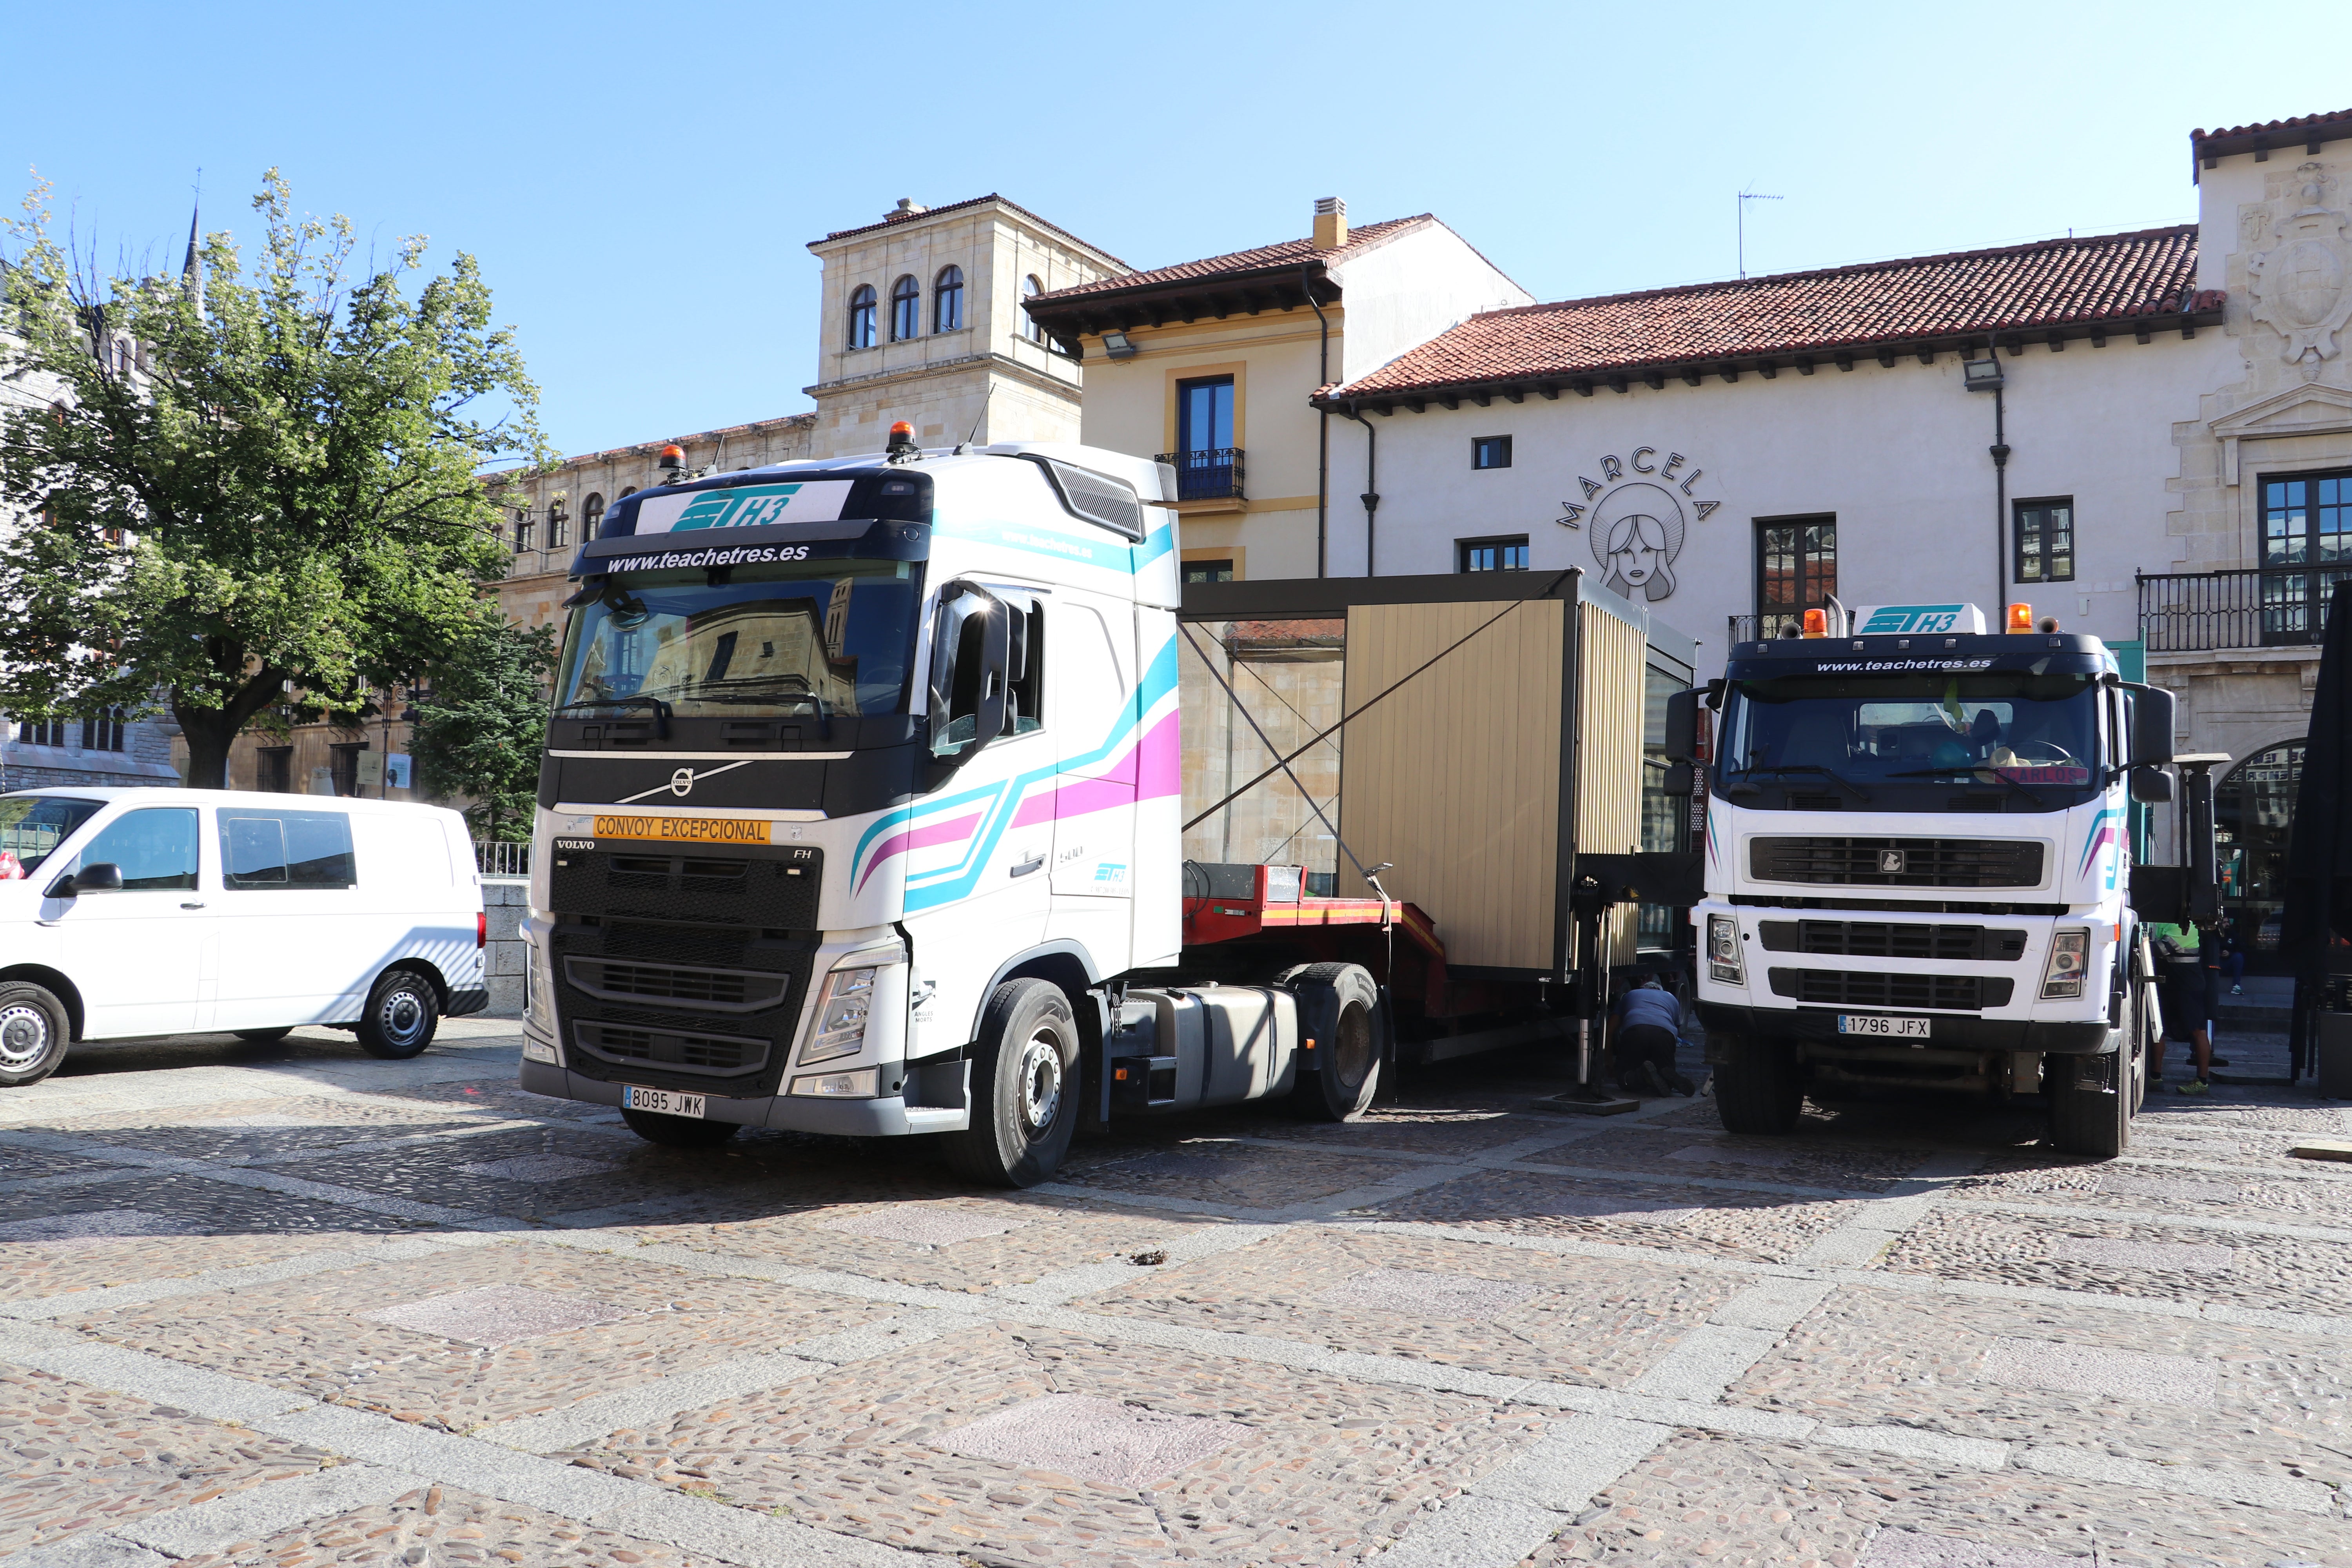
[[1708, 914, 1745, 985], [524, 936, 555, 1033], [2042, 928, 2088, 999], [800, 964, 887, 1065]]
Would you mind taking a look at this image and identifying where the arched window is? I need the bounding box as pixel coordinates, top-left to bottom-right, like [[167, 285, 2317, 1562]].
[[1022, 274, 1044, 341], [933, 265, 964, 333], [619, 485, 638, 499], [846, 284, 877, 349], [890, 275, 920, 341], [582, 492, 606, 538], [2218, 739, 2306, 965], [547, 497, 570, 550]]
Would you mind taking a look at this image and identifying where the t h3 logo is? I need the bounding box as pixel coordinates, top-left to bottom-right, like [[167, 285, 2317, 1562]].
[[1557, 448, 1718, 603]]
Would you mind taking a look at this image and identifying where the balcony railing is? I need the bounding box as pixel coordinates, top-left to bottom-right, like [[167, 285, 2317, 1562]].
[[1155, 447, 1245, 503], [1728, 612, 1806, 646], [2137, 567, 2347, 652]]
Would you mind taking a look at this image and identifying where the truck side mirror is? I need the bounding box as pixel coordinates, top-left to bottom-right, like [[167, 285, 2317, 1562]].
[[927, 583, 1011, 769], [2129, 766, 2173, 804], [1664, 688, 1700, 763], [1661, 762, 1695, 797], [2123, 682, 2175, 767]]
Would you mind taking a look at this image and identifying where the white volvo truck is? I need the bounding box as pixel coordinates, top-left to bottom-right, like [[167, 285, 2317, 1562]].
[[517, 428, 1655, 1184], [1666, 601, 2180, 1157]]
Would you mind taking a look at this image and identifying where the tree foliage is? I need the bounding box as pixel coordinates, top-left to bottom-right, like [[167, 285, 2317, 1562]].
[[0, 171, 547, 786], [409, 611, 557, 840]]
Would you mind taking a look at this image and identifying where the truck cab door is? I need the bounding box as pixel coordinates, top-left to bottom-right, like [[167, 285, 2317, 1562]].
[[1049, 597, 1141, 901]]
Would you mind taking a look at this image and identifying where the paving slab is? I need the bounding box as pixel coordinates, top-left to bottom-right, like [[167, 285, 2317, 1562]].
[[1360, 1167, 1865, 1263]]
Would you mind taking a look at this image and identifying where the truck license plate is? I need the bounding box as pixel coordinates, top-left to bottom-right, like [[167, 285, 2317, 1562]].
[[623, 1085, 706, 1118], [1838, 1014, 1932, 1039]]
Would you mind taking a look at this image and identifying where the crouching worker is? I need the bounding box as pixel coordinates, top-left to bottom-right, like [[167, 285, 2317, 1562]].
[[1610, 975, 1695, 1098]]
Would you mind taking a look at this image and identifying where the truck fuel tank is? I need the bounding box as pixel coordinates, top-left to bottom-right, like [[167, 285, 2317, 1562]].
[[1109, 985, 1300, 1113]]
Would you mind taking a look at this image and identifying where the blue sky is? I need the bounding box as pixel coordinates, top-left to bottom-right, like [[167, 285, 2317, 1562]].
[[7, 0, 2350, 458]]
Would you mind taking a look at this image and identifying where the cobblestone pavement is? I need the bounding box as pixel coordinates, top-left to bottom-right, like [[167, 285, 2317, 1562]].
[[0, 1021, 2347, 1567]]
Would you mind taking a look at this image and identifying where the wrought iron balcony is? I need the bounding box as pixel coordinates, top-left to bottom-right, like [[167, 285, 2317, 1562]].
[[2137, 566, 2346, 652], [1155, 447, 1245, 503]]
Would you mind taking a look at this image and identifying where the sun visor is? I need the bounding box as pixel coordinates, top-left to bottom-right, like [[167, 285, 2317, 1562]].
[[629, 479, 858, 534]]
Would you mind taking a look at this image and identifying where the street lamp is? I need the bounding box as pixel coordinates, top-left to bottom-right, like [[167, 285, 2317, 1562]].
[[1964, 353, 2011, 619]]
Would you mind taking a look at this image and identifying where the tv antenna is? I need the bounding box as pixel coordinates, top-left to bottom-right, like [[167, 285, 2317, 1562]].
[[1737, 189, 1784, 279]]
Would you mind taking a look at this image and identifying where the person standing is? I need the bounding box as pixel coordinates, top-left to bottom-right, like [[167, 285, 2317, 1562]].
[[2154, 929, 2216, 1094]]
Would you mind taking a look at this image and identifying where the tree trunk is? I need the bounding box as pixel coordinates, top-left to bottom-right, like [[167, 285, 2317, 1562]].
[[174, 701, 239, 789]]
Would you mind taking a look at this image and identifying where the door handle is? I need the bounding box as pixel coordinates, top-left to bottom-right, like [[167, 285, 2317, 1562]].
[[1009, 855, 1044, 878], [180, 901, 207, 909]]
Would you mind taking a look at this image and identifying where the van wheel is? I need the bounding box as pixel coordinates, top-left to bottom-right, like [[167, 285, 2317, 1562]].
[[1713, 1034, 1804, 1134], [1283, 962, 1383, 1121], [233, 1027, 293, 1044], [621, 1108, 740, 1148], [0, 982, 70, 1087], [944, 979, 1078, 1188], [356, 969, 440, 1060]]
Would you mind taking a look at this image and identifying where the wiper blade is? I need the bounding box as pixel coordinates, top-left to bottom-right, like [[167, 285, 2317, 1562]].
[[554, 695, 673, 717], [1727, 764, 1872, 804], [1881, 766, 2045, 807]]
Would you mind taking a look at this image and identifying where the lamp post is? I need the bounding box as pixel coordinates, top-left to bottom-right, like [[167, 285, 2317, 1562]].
[[1963, 353, 2009, 623]]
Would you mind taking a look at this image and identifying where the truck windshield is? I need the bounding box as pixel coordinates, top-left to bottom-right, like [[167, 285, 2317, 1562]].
[[1721, 671, 2101, 792], [555, 559, 922, 719], [0, 795, 103, 873]]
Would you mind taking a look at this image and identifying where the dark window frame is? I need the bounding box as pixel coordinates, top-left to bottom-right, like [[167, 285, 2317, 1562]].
[[329, 742, 369, 799], [1471, 435, 1512, 470], [1021, 274, 1045, 341], [889, 275, 920, 341], [581, 492, 605, 539], [1457, 535, 1530, 573], [1754, 513, 1838, 631], [81, 708, 125, 753], [847, 284, 878, 349], [1183, 558, 1236, 583], [2013, 495, 2074, 584], [933, 265, 964, 333], [258, 747, 292, 793], [1175, 374, 1236, 456]]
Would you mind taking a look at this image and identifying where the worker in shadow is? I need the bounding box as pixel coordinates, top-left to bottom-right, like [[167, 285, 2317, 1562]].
[[1609, 974, 1695, 1097]]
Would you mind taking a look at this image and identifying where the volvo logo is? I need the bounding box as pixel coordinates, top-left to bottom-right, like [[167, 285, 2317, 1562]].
[[1878, 849, 1906, 874], [670, 768, 695, 798]]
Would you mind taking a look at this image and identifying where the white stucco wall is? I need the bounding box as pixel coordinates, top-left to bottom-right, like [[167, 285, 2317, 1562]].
[[1328, 223, 1531, 383], [1339, 331, 2238, 674]]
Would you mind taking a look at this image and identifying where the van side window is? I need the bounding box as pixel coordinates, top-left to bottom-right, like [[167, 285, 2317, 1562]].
[[78, 808, 199, 891], [220, 809, 358, 890]]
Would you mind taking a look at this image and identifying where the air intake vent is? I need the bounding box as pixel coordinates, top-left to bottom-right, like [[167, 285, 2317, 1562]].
[[1766, 967, 2014, 1011], [564, 956, 790, 1014], [1756, 921, 2028, 962], [1749, 837, 2043, 889], [574, 1021, 768, 1075]]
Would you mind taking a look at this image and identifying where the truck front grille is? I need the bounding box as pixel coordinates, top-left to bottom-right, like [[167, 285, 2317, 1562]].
[[549, 846, 821, 927], [1749, 837, 2044, 889], [1757, 920, 2027, 962], [1767, 967, 2014, 1011], [574, 1021, 768, 1073], [563, 956, 789, 1014]]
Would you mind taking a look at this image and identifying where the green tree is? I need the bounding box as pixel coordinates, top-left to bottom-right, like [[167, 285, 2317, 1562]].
[[0, 171, 546, 786], [409, 611, 558, 840]]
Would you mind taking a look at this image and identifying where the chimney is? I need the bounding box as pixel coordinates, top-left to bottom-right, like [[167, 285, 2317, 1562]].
[[1313, 196, 1348, 251], [884, 197, 928, 223]]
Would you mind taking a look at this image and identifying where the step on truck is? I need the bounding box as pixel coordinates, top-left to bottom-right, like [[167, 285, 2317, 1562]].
[[1664, 600, 2191, 1156], [519, 426, 1681, 1183]]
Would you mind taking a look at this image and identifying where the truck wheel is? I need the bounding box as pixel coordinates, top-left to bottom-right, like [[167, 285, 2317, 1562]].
[[621, 1107, 741, 1148], [1283, 962, 1382, 1121], [2046, 1051, 2131, 1158], [1713, 1034, 1803, 1134], [356, 968, 440, 1060], [0, 982, 70, 1087], [944, 978, 1078, 1188]]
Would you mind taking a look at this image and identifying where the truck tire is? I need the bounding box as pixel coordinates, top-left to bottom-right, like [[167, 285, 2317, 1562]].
[[1713, 1034, 1804, 1134], [1281, 962, 1382, 1121], [2046, 1049, 2132, 1158], [0, 981, 70, 1088], [944, 978, 1078, 1188], [621, 1107, 741, 1148], [356, 968, 440, 1060]]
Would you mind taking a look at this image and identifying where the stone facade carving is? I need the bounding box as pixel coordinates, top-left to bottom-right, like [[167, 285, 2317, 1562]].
[[2246, 162, 2352, 382]]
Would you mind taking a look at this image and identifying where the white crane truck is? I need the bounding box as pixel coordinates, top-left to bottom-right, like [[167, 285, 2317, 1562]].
[[517, 429, 1666, 1185], [1665, 601, 2185, 1157]]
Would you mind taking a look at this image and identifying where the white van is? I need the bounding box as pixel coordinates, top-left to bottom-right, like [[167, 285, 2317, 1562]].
[[0, 788, 489, 1087]]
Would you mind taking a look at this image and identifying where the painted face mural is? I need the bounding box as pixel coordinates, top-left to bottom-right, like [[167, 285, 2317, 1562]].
[[1590, 481, 1685, 602]]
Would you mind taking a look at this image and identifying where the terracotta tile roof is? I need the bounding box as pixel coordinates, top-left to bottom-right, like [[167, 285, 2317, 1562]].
[[1326, 225, 2219, 402], [814, 194, 1128, 268], [2192, 105, 2352, 149], [1031, 215, 1434, 305]]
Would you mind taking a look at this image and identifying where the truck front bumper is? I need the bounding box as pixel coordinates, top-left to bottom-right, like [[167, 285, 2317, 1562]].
[[519, 1059, 965, 1137], [1694, 1002, 2113, 1057]]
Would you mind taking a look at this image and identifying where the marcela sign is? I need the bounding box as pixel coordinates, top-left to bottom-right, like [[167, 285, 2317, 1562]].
[[1557, 448, 1719, 603]]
